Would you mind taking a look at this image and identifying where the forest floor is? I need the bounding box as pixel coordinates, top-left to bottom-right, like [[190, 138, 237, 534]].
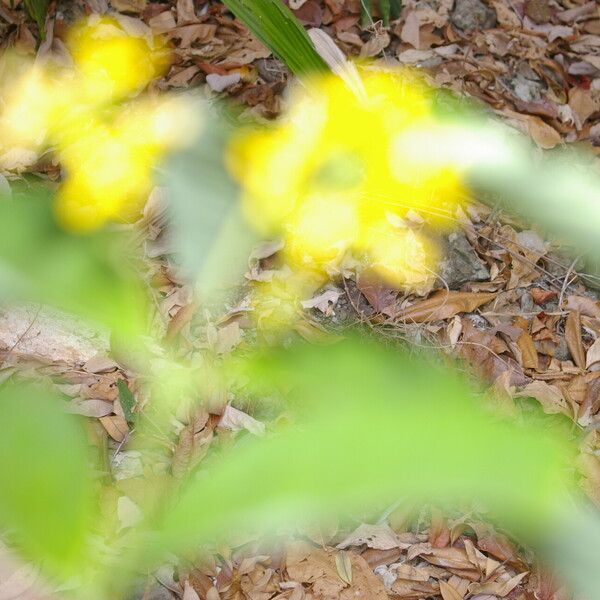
[[0, 0, 600, 599]]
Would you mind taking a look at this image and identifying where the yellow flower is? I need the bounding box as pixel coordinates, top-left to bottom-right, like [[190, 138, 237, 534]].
[[0, 17, 197, 231], [228, 67, 467, 294]]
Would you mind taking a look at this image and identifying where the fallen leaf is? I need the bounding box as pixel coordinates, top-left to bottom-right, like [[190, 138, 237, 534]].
[[110, 0, 146, 12], [215, 322, 242, 354], [67, 398, 114, 417], [526, 116, 562, 149], [100, 415, 129, 442], [396, 291, 496, 323], [360, 32, 390, 57], [566, 296, 600, 319], [401, 11, 421, 49], [565, 311, 586, 369], [301, 288, 342, 315], [206, 72, 242, 92], [183, 581, 201, 600], [517, 332, 539, 370], [335, 552, 352, 585], [219, 405, 265, 436], [515, 381, 570, 416], [440, 580, 464, 600], [337, 523, 404, 550], [586, 338, 600, 369]]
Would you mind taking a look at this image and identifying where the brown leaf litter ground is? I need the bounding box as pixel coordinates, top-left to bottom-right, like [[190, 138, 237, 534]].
[[0, 0, 599, 599]]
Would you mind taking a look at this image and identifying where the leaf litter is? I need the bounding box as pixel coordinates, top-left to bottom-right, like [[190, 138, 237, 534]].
[[1, 0, 600, 598]]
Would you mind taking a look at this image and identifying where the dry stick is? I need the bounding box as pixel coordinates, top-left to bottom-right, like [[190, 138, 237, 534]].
[[558, 256, 581, 310]]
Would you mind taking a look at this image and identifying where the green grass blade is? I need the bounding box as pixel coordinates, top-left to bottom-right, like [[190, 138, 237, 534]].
[[390, 0, 402, 20], [360, 0, 373, 28], [221, 0, 329, 76], [24, 0, 49, 36], [379, 0, 390, 25]]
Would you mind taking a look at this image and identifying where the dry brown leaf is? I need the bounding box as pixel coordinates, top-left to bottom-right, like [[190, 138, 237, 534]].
[[110, 0, 146, 12], [177, 0, 198, 24], [215, 322, 242, 354], [148, 10, 177, 33], [469, 571, 528, 597], [67, 398, 114, 417], [566, 296, 600, 319], [565, 311, 586, 369], [439, 580, 464, 600], [337, 524, 404, 550], [586, 338, 600, 369], [401, 11, 420, 49], [526, 116, 562, 149], [517, 332, 539, 370], [429, 508, 450, 549], [286, 542, 388, 600], [396, 291, 495, 323], [100, 415, 129, 442], [568, 86, 599, 129], [360, 31, 390, 58], [334, 552, 352, 585], [515, 381, 570, 416]]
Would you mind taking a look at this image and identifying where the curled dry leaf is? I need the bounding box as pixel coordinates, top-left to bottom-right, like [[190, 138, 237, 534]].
[[100, 415, 129, 442], [586, 338, 600, 370], [439, 580, 464, 600], [526, 116, 562, 149], [219, 405, 265, 436], [517, 332, 539, 370], [395, 291, 496, 323], [337, 524, 405, 550], [565, 311, 586, 369], [515, 381, 570, 416], [566, 296, 600, 319]]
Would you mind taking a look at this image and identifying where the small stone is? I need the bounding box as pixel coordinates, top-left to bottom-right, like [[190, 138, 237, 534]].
[[450, 0, 497, 31], [438, 231, 490, 289]]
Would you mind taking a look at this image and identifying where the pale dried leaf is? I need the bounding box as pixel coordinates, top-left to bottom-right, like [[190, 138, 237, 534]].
[[219, 405, 265, 435], [396, 291, 496, 323]]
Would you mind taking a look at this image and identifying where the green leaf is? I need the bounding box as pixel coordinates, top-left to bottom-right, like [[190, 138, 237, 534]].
[[360, 0, 373, 28], [24, 0, 49, 35], [163, 104, 258, 303], [157, 337, 573, 554], [221, 0, 329, 76], [117, 379, 136, 424], [0, 382, 94, 577], [0, 190, 148, 339]]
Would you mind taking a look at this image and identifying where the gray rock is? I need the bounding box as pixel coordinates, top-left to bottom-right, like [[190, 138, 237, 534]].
[[450, 0, 497, 31], [438, 231, 490, 289]]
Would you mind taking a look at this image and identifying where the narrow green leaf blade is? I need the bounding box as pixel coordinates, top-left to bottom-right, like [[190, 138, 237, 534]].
[[221, 0, 329, 76]]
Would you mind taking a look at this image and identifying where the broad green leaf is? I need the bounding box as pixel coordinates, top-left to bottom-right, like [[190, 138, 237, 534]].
[[0, 190, 148, 339], [157, 338, 573, 554], [221, 0, 329, 76], [0, 382, 93, 578]]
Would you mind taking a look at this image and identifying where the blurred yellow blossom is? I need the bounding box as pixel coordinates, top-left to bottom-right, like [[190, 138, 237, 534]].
[[0, 17, 199, 230], [228, 68, 468, 295]]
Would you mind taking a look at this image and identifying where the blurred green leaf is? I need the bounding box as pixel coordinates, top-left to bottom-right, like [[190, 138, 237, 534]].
[[117, 379, 136, 424], [0, 191, 148, 338], [221, 0, 329, 76], [157, 337, 573, 554], [0, 381, 93, 578], [164, 106, 258, 303]]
